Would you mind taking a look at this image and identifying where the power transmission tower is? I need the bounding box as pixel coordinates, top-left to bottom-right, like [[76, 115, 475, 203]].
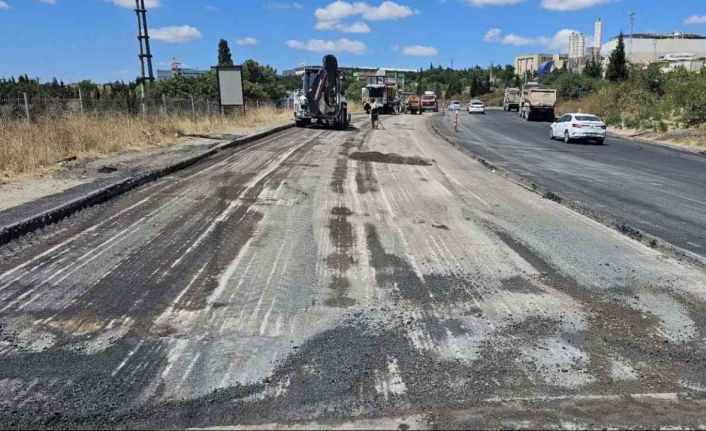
[[135, 0, 154, 114]]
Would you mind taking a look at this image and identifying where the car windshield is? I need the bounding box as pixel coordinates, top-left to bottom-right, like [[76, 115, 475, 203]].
[[472, 102, 483, 105], [575, 115, 601, 122]]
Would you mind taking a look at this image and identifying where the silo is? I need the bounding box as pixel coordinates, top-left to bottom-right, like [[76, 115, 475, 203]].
[[578, 33, 586, 61], [594, 19, 603, 59]]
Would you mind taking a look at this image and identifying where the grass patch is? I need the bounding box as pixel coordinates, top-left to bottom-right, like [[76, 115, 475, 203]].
[[0, 108, 291, 183]]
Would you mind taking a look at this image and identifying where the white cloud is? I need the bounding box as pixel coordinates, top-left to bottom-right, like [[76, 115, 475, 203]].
[[314, 1, 416, 33], [40, 0, 57, 4], [401, 45, 438, 56], [0, 1, 9, 9], [286, 38, 366, 54], [236, 37, 258, 46], [107, 0, 161, 8], [264, 1, 303, 10], [150, 26, 202, 43], [685, 15, 706, 25], [483, 27, 583, 52], [465, 0, 526, 6], [541, 0, 610, 11]]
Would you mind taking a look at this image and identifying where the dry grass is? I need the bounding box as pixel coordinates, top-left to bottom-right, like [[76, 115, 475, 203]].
[[0, 108, 291, 183]]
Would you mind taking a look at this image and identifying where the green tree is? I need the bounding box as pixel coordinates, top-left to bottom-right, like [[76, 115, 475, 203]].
[[606, 32, 628, 81], [218, 39, 234, 66], [583, 61, 603, 79], [345, 79, 367, 102]]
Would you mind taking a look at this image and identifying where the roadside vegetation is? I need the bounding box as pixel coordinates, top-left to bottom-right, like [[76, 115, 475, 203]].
[[0, 108, 291, 184]]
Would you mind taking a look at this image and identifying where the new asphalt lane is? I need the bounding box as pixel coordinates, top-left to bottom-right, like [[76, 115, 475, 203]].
[[434, 109, 706, 262]]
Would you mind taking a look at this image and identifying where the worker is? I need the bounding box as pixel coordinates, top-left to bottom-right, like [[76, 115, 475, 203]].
[[370, 98, 383, 129]]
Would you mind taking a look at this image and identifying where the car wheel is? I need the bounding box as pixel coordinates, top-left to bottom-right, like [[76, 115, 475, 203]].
[[597, 138, 605, 145], [564, 131, 570, 143]]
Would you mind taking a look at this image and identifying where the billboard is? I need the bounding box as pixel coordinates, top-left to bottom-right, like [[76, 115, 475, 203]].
[[216, 66, 244, 106]]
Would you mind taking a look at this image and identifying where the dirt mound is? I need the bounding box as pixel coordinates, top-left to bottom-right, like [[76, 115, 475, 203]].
[[348, 151, 432, 166]]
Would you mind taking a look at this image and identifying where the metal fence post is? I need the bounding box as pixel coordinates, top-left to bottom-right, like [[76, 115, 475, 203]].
[[78, 87, 84, 113], [23, 93, 31, 123], [206, 100, 211, 117], [162, 94, 168, 117], [190, 95, 196, 118]]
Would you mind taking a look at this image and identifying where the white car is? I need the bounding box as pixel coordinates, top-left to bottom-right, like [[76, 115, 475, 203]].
[[449, 101, 461, 111], [551, 113, 606, 144], [468, 100, 485, 114]]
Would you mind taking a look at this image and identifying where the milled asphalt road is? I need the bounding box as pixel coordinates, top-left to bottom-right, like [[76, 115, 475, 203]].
[[0, 115, 706, 429], [434, 110, 706, 261]]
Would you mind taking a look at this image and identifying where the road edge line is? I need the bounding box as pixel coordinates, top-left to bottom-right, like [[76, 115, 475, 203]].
[[428, 115, 706, 270], [0, 123, 295, 246]]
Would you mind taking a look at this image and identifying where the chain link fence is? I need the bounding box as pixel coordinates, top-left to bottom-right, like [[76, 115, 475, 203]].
[[0, 93, 294, 123]]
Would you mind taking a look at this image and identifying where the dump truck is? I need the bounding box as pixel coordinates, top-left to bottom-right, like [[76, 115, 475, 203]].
[[503, 87, 521, 112], [421, 91, 439, 112], [520, 83, 557, 121], [402, 93, 422, 115], [294, 55, 350, 129]]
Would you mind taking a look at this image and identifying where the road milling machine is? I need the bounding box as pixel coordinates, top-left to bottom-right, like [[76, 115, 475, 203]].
[[294, 55, 350, 129]]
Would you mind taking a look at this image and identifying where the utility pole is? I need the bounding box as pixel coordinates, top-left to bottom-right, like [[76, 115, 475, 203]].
[[135, 0, 154, 115]]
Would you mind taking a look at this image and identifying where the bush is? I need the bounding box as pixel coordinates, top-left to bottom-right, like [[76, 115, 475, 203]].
[[683, 99, 706, 128], [658, 120, 668, 132], [623, 116, 640, 129], [606, 113, 622, 126]]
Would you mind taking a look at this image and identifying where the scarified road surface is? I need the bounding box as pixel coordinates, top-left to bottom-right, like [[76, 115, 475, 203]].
[[1, 115, 706, 429]]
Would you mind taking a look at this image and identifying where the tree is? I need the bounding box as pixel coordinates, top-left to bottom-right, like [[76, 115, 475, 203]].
[[606, 32, 628, 81], [218, 39, 234, 66], [345, 79, 367, 102], [583, 61, 603, 79]]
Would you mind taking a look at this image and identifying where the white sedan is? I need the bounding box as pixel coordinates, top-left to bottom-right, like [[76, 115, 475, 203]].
[[551, 113, 606, 144], [468, 100, 485, 114]]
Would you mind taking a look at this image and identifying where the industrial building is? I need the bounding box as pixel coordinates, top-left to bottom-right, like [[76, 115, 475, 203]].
[[604, 32, 706, 66], [156, 58, 210, 81], [515, 54, 568, 77]]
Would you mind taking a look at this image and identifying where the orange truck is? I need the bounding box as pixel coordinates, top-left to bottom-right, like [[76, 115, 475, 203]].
[[421, 91, 439, 112], [403, 94, 422, 115]]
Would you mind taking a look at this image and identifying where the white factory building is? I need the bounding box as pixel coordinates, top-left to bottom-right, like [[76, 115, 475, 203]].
[[603, 32, 706, 72]]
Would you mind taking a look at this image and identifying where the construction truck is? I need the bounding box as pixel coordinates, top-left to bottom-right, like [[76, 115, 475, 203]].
[[294, 55, 350, 129], [520, 83, 557, 121], [362, 83, 396, 114], [401, 93, 422, 115], [503, 88, 521, 112], [421, 91, 439, 112]]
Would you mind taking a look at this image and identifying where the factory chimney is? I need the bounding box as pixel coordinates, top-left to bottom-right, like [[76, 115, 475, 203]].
[[594, 19, 603, 60]]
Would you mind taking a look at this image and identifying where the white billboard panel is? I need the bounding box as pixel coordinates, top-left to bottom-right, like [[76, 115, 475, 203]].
[[217, 66, 244, 106]]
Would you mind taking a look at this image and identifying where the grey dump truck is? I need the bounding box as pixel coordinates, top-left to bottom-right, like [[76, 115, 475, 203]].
[[294, 55, 350, 129], [520, 83, 557, 122], [503, 88, 521, 112]]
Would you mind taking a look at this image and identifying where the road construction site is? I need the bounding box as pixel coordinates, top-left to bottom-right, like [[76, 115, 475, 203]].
[[1, 112, 706, 429]]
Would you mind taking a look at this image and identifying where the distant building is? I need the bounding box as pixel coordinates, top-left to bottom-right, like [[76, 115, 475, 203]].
[[283, 64, 416, 87], [661, 53, 706, 73], [603, 32, 706, 65], [156, 69, 209, 80], [515, 54, 568, 77]]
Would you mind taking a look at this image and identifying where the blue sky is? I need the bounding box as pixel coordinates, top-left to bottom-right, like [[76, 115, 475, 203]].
[[0, 0, 704, 83]]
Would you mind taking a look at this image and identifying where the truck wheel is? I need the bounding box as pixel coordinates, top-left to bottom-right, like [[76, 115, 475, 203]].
[[295, 120, 304, 128]]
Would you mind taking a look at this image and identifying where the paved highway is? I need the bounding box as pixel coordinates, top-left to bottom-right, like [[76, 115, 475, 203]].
[[434, 110, 706, 262], [0, 115, 705, 428]]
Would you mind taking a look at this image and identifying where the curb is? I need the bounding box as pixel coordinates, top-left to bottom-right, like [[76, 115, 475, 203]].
[[0, 123, 295, 246], [428, 115, 706, 270], [606, 130, 706, 156]]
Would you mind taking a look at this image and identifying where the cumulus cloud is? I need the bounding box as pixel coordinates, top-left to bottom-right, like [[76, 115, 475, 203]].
[[541, 0, 610, 11], [314, 1, 416, 34], [484, 27, 584, 51], [264, 1, 303, 10], [685, 15, 706, 25], [150, 26, 202, 43], [286, 38, 367, 54], [401, 45, 438, 56], [236, 37, 259, 46], [107, 0, 161, 7], [0, 1, 9, 9]]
